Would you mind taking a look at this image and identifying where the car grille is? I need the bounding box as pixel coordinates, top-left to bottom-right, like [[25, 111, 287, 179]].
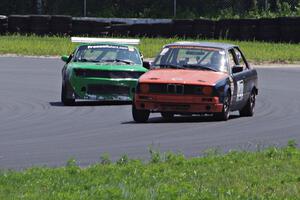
[[87, 84, 130, 96], [74, 69, 144, 79], [148, 84, 203, 95], [161, 104, 190, 111]]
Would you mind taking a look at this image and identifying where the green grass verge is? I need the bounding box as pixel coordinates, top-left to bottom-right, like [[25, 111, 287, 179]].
[[1, 34, 300, 63], [1, 143, 300, 199]]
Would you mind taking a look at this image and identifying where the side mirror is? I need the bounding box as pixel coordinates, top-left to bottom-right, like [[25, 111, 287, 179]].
[[61, 55, 69, 63], [143, 61, 152, 69], [232, 65, 243, 74]]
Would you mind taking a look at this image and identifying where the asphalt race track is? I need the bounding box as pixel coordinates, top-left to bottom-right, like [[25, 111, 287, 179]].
[[1, 57, 300, 169]]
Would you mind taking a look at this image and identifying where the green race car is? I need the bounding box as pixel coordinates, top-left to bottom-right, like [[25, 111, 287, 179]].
[[61, 37, 148, 105]]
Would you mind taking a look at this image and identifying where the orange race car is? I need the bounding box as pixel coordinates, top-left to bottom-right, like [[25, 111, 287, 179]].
[[132, 42, 258, 122]]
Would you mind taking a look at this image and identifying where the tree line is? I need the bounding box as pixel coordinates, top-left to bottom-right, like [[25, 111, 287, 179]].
[[1, 0, 300, 19]]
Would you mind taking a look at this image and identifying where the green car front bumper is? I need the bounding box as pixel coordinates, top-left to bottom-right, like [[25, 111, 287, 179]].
[[70, 76, 138, 101]]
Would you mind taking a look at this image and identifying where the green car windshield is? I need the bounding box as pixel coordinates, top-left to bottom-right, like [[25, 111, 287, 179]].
[[74, 44, 142, 65]]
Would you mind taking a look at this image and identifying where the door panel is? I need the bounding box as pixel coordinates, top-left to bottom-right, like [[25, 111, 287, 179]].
[[232, 70, 252, 110], [228, 48, 251, 110]]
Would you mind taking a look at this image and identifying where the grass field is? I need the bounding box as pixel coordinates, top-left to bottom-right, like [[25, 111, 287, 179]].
[[1, 34, 300, 63], [1, 143, 300, 200]]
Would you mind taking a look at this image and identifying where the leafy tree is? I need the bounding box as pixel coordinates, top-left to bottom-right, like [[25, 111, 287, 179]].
[[0, 0, 300, 18]]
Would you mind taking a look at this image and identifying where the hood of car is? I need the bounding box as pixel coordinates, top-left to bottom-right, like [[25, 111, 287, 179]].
[[68, 62, 147, 72], [139, 69, 228, 86]]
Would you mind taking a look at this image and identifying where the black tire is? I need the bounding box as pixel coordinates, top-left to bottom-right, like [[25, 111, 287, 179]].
[[132, 104, 150, 123], [50, 15, 72, 35], [240, 90, 256, 117], [61, 83, 75, 106], [29, 15, 51, 35], [90, 20, 111, 36], [161, 112, 174, 120], [109, 24, 130, 36], [8, 15, 30, 33], [0, 16, 8, 34], [72, 19, 93, 35], [214, 92, 231, 121]]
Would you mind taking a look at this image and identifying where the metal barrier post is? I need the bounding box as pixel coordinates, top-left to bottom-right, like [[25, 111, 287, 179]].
[[174, 0, 176, 18], [84, 0, 87, 17]]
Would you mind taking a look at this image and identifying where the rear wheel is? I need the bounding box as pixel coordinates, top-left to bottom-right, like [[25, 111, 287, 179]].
[[240, 90, 256, 117], [132, 104, 150, 123], [161, 112, 174, 120], [214, 92, 231, 121], [61, 83, 75, 106]]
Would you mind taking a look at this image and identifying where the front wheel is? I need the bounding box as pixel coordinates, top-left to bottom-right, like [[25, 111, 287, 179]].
[[214, 92, 231, 121], [132, 104, 150, 123], [240, 90, 256, 117], [61, 83, 75, 106]]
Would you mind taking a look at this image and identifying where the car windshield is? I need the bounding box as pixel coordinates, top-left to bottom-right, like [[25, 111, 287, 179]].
[[153, 46, 228, 72], [73, 44, 142, 65]]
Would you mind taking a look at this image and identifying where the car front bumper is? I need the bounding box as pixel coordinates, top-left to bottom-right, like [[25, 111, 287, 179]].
[[134, 94, 223, 113], [70, 77, 138, 101]]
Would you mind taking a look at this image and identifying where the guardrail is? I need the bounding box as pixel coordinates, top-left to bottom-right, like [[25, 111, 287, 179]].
[[1, 15, 300, 43]]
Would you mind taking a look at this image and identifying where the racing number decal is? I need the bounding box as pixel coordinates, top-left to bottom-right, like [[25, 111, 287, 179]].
[[236, 80, 244, 101], [229, 77, 234, 97]]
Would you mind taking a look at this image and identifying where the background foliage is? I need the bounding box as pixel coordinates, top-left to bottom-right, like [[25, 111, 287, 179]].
[[1, 0, 300, 19], [1, 145, 300, 199], [1, 35, 300, 63]]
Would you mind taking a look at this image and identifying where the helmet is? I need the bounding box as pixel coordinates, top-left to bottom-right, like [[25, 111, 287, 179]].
[[116, 49, 130, 60], [210, 52, 222, 66]]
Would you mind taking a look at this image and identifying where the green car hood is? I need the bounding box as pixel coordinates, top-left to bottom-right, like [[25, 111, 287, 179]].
[[68, 62, 147, 72]]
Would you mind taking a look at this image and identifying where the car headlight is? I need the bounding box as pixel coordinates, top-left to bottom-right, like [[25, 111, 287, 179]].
[[202, 86, 213, 96], [140, 84, 150, 93]]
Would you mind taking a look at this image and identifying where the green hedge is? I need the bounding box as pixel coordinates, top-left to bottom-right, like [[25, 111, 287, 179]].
[[1, 0, 300, 19]]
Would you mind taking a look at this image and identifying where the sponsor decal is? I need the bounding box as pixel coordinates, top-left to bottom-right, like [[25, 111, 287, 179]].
[[229, 77, 234, 97], [171, 77, 183, 81], [236, 80, 244, 101], [168, 46, 220, 51], [87, 45, 128, 50]]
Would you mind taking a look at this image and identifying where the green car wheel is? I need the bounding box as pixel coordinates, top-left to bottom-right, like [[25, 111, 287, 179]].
[[61, 83, 75, 106]]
